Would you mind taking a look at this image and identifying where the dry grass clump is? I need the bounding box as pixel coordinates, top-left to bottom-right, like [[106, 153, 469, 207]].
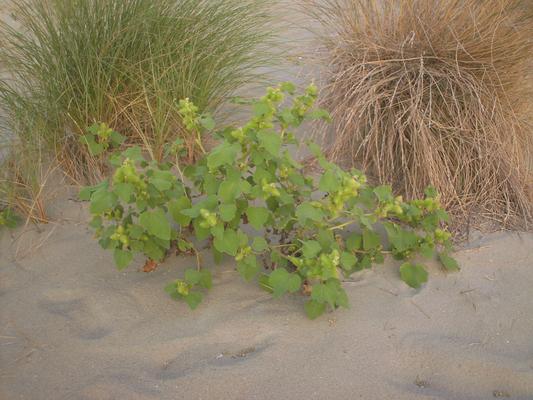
[[0, 0, 277, 221], [306, 0, 533, 230]]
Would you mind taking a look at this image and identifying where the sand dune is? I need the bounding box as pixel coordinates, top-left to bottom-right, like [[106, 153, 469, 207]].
[[1, 200, 532, 399], [1, 1, 533, 399]]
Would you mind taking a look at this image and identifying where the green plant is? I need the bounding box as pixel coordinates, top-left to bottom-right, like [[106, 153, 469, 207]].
[[81, 123, 125, 157], [0, 208, 20, 229], [0, 0, 278, 219], [82, 83, 457, 319]]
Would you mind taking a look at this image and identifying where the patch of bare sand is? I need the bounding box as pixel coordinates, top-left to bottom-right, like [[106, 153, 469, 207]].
[[1, 203, 532, 400], [1, 2, 532, 399]]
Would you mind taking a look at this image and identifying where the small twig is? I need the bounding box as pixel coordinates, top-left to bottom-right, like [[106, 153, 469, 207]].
[[458, 245, 490, 253], [411, 300, 431, 319], [377, 287, 399, 297]]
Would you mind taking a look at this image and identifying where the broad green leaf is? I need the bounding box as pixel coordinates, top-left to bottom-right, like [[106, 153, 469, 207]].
[[268, 268, 301, 298], [419, 242, 434, 259], [399, 263, 428, 289], [362, 229, 380, 251], [149, 170, 175, 192], [421, 214, 440, 231], [199, 114, 215, 131], [317, 229, 335, 249], [164, 281, 178, 295], [114, 249, 133, 270], [280, 82, 296, 94], [251, 237, 269, 252], [340, 252, 357, 270], [258, 273, 273, 292], [121, 146, 143, 161], [246, 207, 269, 230], [168, 196, 192, 226], [213, 228, 239, 256], [359, 255, 372, 270], [128, 224, 144, 239], [319, 170, 340, 193], [304, 300, 326, 319], [253, 101, 271, 116], [129, 240, 143, 252], [312, 280, 348, 308], [218, 178, 241, 203], [374, 185, 393, 202], [139, 208, 171, 241], [109, 130, 125, 145], [239, 179, 252, 194], [279, 109, 296, 126], [270, 251, 288, 268], [184, 292, 203, 310], [79, 187, 92, 201], [237, 254, 260, 281], [439, 253, 459, 271], [311, 282, 336, 308], [193, 218, 210, 241], [143, 238, 167, 261], [219, 204, 237, 222], [114, 182, 134, 202], [90, 189, 117, 214], [384, 223, 418, 252], [307, 108, 331, 122], [435, 209, 450, 222], [109, 153, 122, 167], [295, 203, 324, 225], [81, 134, 105, 156], [345, 233, 362, 251], [424, 186, 438, 198], [185, 269, 212, 289], [302, 240, 322, 258], [89, 216, 103, 229], [203, 173, 219, 195], [207, 142, 240, 170], [307, 142, 323, 158], [257, 130, 281, 156], [210, 223, 224, 240]]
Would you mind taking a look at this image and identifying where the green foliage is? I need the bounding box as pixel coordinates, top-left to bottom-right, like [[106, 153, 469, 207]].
[[82, 83, 458, 318], [80, 123, 125, 156], [0, 209, 21, 229], [0, 0, 278, 215]]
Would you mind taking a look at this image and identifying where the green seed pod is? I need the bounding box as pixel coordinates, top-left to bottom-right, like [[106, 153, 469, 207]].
[[176, 281, 189, 296]]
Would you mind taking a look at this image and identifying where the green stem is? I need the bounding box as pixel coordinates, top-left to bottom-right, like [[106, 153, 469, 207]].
[[328, 220, 356, 231]]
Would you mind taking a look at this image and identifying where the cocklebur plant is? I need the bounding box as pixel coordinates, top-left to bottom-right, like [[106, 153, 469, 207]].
[[81, 82, 458, 319], [80, 120, 213, 308], [80, 122, 125, 156]]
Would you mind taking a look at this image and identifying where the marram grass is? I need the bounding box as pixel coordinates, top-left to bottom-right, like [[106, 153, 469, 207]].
[[0, 0, 277, 220]]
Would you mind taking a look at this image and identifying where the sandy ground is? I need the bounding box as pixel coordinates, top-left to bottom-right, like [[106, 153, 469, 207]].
[[1, 1, 533, 399], [1, 200, 533, 400]]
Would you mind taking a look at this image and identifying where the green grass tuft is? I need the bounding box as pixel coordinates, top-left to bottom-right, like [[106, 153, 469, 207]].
[[0, 0, 278, 220]]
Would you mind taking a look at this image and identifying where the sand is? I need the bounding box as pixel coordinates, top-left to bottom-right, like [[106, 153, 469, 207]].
[[1, 1, 533, 399], [1, 197, 533, 400]]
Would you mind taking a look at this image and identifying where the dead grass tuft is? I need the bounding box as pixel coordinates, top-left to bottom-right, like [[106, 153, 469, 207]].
[[306, 0, 533, 231]]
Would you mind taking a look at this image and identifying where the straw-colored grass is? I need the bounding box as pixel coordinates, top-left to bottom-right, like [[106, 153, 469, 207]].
[[306, 0, 533, 231], [0, 0, 277, 220]]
